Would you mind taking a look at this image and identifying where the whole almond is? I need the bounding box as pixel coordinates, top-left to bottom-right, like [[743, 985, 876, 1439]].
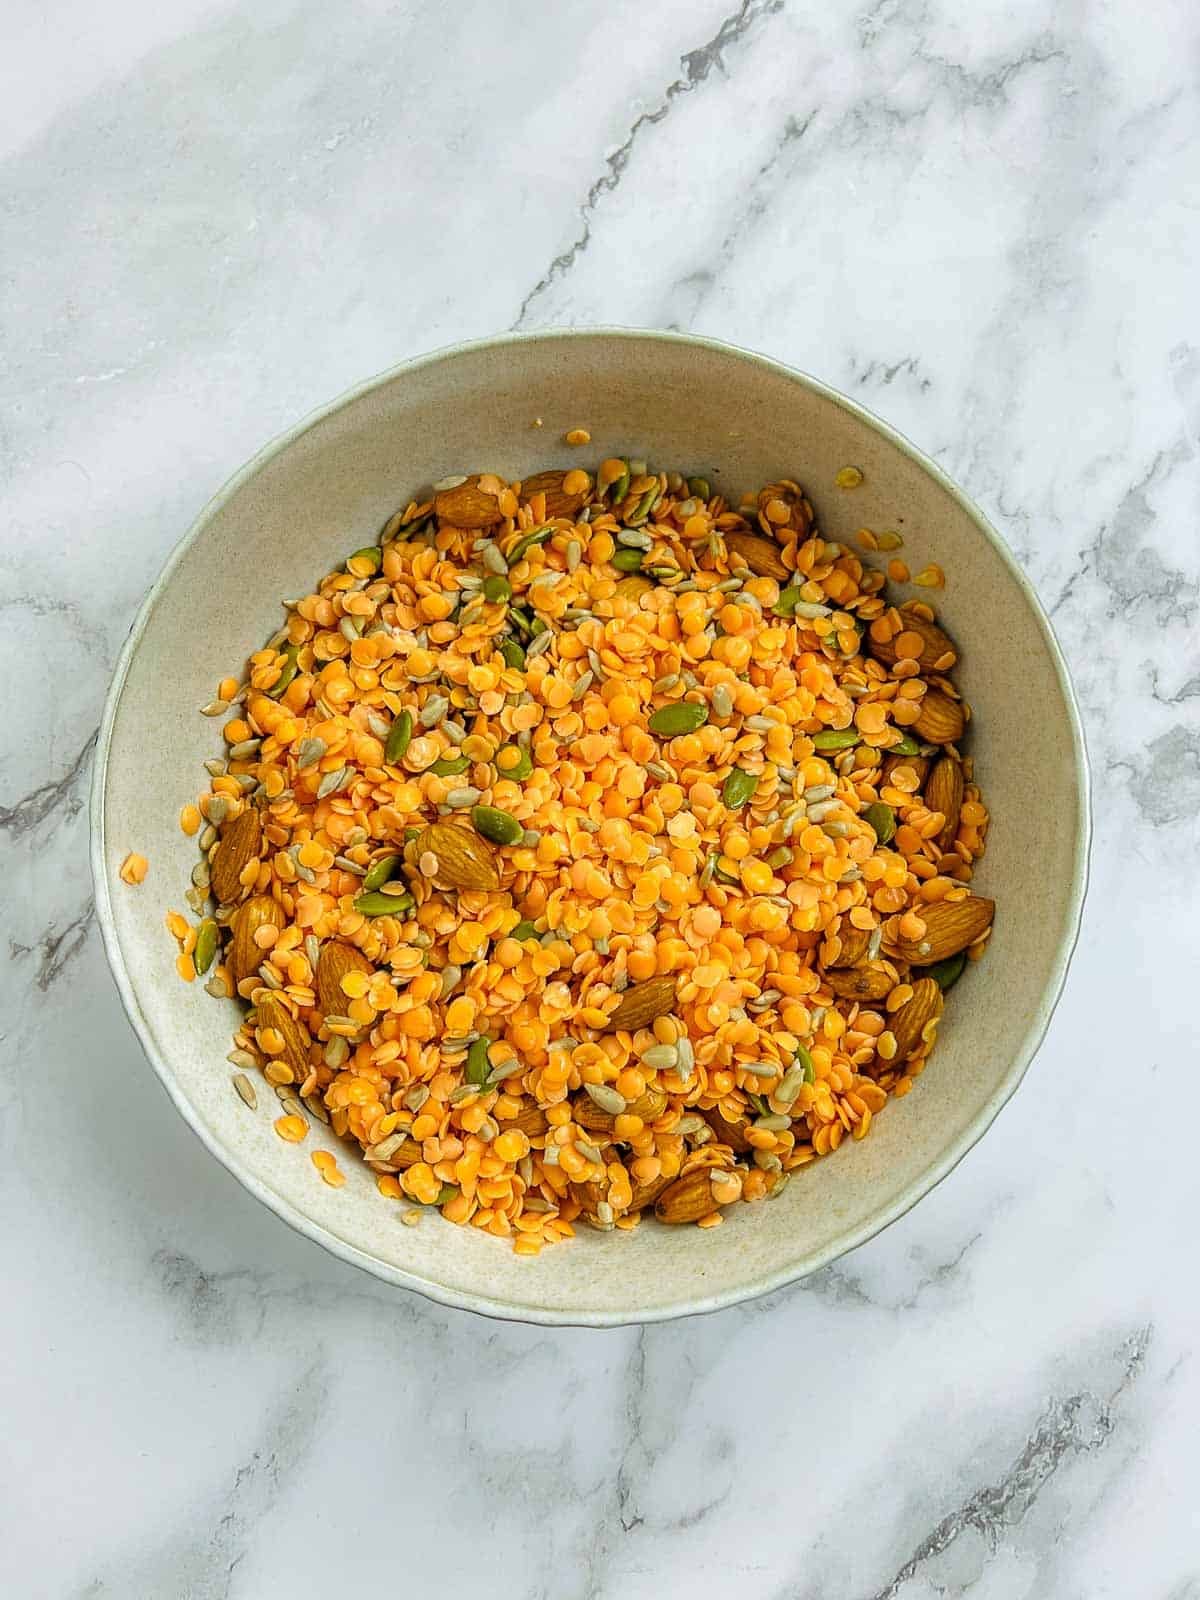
[[757, 481, 813, 538], [889, 895, 994, 963], [229, 894, 285, 984], [925, 756, 964, 852], [575, 1084, 668, 1132], [364, 1133, 423, 1169], [655, 1169, 721, 1225], [508, 1103, 549, 1138], [417, 819, 500, 892], [317, 940, 373, 1015], [881, 752, 930, 789], [521, 469, 590, 519], [725, 531, 790, 582], [701, 1105, 754, 1153], [829, 922, 871, 968], [889, 977, 944, 1061], [868, 611, 957, 672], [913, 688, 965, 745], [255, 992, 312, 1080], [434, 476, 503, 528], [210, 807, 262, 904], [629, 1171, 674, 1213], [824, 965, 893, 1002], [605, 975, 678, 1032]]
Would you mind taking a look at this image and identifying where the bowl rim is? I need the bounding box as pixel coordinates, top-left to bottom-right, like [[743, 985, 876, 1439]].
[[90, 326, 1092, 1326]]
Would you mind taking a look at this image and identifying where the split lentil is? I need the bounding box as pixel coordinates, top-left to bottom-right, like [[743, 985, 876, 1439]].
[[170, 461, 992, 1251]]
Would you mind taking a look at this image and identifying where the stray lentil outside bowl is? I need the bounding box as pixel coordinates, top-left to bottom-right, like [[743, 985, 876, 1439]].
[[168, 451, 995, 1251], [93, 330, 1088, 1323]]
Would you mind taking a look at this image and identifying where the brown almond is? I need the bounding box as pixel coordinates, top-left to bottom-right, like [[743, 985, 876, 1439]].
[[889, 977, 944, 1062], [757, 481, 814, 538], [881, 752, 930, 789], [868, 611, 957, 672], [521, 469, 590, 520], [364, 1133, 423, 1169], [229, 894, 285, 985], [433, 476, 503, 529], [210, 807, 262, 904], [925, 756, 964, 852], [824, 965, 894, 1002], [655, 1169, 720, 1225], [574, 1085, 668, 1133], [417, 820, 500, 892], [701, 1105, 754, 1154], [508, 1103, 549, 1138], [725, 531, 790, 582], [889, 896, 995, 964], [629, 1171, 674, 1213], [605, 975, 678, 1033], [913, 688, 965, 745], [829, 922, 871, 968], [255, 992, 312, 1080], [317, 940, 373, 1015]]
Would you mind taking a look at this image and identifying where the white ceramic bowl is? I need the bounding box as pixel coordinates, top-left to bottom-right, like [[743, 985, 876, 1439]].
[[91, 330, 1089, 1325]]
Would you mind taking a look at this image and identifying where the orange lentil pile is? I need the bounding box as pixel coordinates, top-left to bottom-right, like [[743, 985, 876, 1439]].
[[168, 460, 993, 1253]]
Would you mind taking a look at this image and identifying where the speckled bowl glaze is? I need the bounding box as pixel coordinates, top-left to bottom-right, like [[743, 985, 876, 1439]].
[[91, 329, 1089, 1326]]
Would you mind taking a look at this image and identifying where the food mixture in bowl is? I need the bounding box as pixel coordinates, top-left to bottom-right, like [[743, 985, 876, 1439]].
[[166, 457, 994, 1252]]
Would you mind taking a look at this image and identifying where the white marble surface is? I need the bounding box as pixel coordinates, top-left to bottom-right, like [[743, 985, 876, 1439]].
[[3, 0, 1198, 1593]]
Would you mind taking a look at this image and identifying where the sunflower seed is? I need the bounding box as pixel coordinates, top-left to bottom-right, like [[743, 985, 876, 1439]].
[[576, 1139, 604, 1166], [804, 784, 836, 802], [584, 1083, 627, 1115], [205, 973, 229, 999], [521, 828, 541, 847], [638, 1043, 678, 1072], [676, 1036, 695, 1078], [418, 695, 449, 727], [232, 1073, 257, 1109], [228, 738, 261, 760], [711, 685, 733, 719], [191, 859, 211, 889], [227, 1048, 258, 1071], [433, 473, 467, 491], [324, 1035, 350, 1068], [201, 699, 229, 717], [297, 737, 326, 770], [445, 787, 481, 808], [571, 670, 594, 702], [404, 1084, 430, 1112], [480, 542, 509, 575], [807, 800, 841, 822], [741, 1061, 779, 1079], [527, 630, 555, 659], [439, 964, 462, 998], [595, 1201, 615, 1227], [257, 964, 283, 990], [676, 1114, 704, 1136], [441, 719, 467, 745], [617, 528, 652, 550], [204, 758, 227, 777]]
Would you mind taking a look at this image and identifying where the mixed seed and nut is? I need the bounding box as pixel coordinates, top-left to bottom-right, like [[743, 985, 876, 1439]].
[[167, 457, 993, 1250]]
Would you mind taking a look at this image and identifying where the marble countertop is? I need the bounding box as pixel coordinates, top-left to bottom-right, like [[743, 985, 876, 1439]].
[[4, 0, 1198, 1594]]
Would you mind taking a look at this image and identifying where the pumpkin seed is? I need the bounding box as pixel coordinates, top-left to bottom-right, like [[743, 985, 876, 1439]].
[[267, 644, 301, 699], [922, 951, 968, 991], [465, 1036, 492, 1087], [471, 805, 523, 846], [687, 476, 710, 500], [795, 1045, 816, 1084], [194, 918, 218, 975], [511, 920, 539, 942], [508, 526, 552, 564], [722, 768, 759, 809], [430, 754, 471, 777], [812, 728, 860, 751], [354, 890, 415, 917], [611, 548, 644, 573], [362, 853, 402, 892], [482, 574, 512, 603], [648, 702, 708, 737], [891, 733, 921, 755], [609, 464, 630, 504], [499, 637, 526, 669], [385, 710, 413, 764], [775, 585, 804, 617], [496, 744, 533, 782], [347, 546, 381, 573], [864, 801, 896, 844]]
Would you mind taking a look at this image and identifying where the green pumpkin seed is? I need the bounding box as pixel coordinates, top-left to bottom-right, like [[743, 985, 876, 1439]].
[[194, 919, 218, 975], [499, 637, 526, 669], [627, 485, 660, 526], [508, 526, 552, 564], [795, 1045, 816, 1084], [746, 1091, 770, 1116], [268, 643, 301, 699], [611, 548, 644, 573], [465, 1036, 492, 1087], [509, 607, 535, 637], [434, 1183, 459, 1207], [347, 546, 381, 573], [482, 574, 512, 603], [722, 768, 759, 809], [812, 728, 860, 751], [385, 710, 413, 764], [362, 853, 402, 892], [687, 476, 711, 501], [471, 805, 523, 846], [891, 733, 921, 755], [430, 754, 471, 777], [648, 702, 709, 737], [775, 585, 804, 617], [864, 802, 896, 844], [354, 890, 415, 918], [511, 919, 540, 942], [922, 951, 968, 991], [609, 465, 630, 505], [497, 745, 533, 782]]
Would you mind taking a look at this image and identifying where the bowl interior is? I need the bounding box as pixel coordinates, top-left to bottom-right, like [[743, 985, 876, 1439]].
[[94, 331, 1087, 1324]]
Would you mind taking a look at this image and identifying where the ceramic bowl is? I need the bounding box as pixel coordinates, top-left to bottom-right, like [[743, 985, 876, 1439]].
[[91, 329, 1089, 1325]]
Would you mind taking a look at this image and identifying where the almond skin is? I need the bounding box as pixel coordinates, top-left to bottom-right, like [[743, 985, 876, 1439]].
[[889, 977, 944, 1062], [868, 611, 957, 672], [434, 476, 503, 528], [575, 1085, 668, 1132], [881, 752, 930, 789], [701, 1105, 754, 1154], [210, 807, 262, 904], [229, 894, 285, 985], [828, 922, 871, 968], [925, 756, 964, 852], [316, 940, 373, 1015], [605, 975, 678, 1032], [824, 965, 893, 1002], [363, 1133, 423, 1169], [725, 531, 790, 582], [255, 992, 312, 1080], [889, 895, 995, 963], [508, 1103, 549, 1138], [416, 820, 500, 893], [655, 1169, 721, 1224], [756, 481, 813, 538], [913, 688, 965, 745], [520, 469, 590, 519]]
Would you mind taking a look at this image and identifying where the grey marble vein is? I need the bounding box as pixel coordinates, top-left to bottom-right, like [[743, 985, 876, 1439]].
[[0, 727, 96, 836]]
